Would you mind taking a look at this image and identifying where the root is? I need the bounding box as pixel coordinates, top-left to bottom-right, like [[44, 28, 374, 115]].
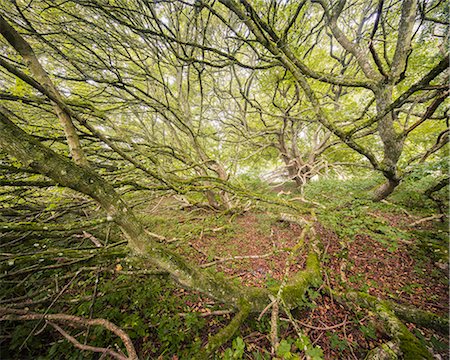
[[389, 302, 449, 334], [280, 251, 322, 308]]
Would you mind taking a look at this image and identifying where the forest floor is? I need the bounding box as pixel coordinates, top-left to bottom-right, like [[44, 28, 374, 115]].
[[1, 177, 448, 359], [135, 191, 448, 359]]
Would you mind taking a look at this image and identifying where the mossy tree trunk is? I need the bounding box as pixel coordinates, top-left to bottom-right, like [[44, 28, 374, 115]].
[[0, 111, 269, 311]]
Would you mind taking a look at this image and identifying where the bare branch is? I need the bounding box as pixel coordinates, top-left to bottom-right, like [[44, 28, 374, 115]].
[[0, 307, 138, 360]]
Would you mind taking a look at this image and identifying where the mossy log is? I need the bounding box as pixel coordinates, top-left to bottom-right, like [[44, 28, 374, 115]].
[[345, 292, 433, 360], [389, 302, 449, 335]]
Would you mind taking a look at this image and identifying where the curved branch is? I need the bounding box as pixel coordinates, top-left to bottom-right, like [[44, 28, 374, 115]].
[[48, 322, 128, 360], [0, 307, 138, 360], [0, 15, 88, 166]]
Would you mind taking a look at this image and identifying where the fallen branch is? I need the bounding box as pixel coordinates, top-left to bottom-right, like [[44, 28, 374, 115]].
[[199, 252, 275, 268], [118, 269, 169, 276], [0, 218, 108, 232], [270, 295, 279, 356], [144, 229, 179, 243], [193, 300, 251, 360], [341, 292, 433, 360], [289, 197, 326, 209], [291, 317, 347, 331], [408, 214, 445, 227], [365, 341, 400, 360], [279, 213, 310, 227]]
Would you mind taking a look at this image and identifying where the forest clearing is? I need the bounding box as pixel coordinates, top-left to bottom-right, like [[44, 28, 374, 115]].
[[0, 0, 448, 359]]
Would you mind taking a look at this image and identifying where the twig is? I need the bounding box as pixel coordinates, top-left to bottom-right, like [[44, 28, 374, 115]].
[[82, 231, 103, 247], [292, 317, 347, 331], [270, 296, 280, 355], [324, 271, 334, 306], [408, 214, 445, 227], [257, 299, 276, 321], [85, 269, 101, 344], [178, 309, 233, 317], [289, 197, 326, 208], [0, 218, 108, 232], [1, 256, 95, 278], [147, 196, 166, 213], [188, 241, 210, 259], [380, 200, 412, 217], [118, 270, 169, 276], [19, 269, 82, 350], [342, 316, 358, 360], [200, 252, 275, 268], [144, 229, 179, 243]]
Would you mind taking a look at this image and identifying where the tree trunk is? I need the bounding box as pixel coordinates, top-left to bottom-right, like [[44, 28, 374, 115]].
[[0, 111, 269, 310], [373, 178, 400, 202], [373, 86, 403, 200]]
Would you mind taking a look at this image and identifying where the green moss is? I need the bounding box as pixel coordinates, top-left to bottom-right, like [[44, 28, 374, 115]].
[[391, 303, 449, 334], [280, 252, 322, 308], [397, 331, 432, 360], [349, 292, 433, 360], [194, 299, 251, 360]]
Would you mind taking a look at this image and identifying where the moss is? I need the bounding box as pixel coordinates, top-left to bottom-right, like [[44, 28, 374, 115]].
[[397, 331, 432, 360], [194, 299, 251, 360], [348, 292, 433, 360], [280, 252, 322, 308], [142, 243, 271, 311], [391, 303, 449, 334], [365, 341, 399, 360]]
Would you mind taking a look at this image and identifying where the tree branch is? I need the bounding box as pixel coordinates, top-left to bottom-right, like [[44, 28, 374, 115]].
[[0, 308, 137, 360]]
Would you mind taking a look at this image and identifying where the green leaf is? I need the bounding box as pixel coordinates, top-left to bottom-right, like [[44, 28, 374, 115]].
[[305, 346, 324, 360], [232, 336, 245, 359], [277, 340, 292, 357]]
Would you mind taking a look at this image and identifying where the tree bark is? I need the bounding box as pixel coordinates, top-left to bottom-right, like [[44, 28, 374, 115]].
[[372, 86, 403, 200], [373, 178, 400, 202]]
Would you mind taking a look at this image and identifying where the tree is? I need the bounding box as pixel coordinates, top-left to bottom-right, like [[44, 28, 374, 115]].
[[0, 1, 447, 358]]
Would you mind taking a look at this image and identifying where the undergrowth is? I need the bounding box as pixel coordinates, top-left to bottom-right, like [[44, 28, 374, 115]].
[[1, 176, 448, 359]]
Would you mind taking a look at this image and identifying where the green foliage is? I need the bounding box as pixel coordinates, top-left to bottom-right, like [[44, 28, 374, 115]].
[[318, 200, 408, 251], [391, 158, 449, 211], [360, 324, 377, 340], [277, 339, 293, 358], [234, 173, 271, 193], [222, 337, 246, 360], [275, 335, 324, 360], [3, 271, 212, 359], [328, 332, 348, 351]]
